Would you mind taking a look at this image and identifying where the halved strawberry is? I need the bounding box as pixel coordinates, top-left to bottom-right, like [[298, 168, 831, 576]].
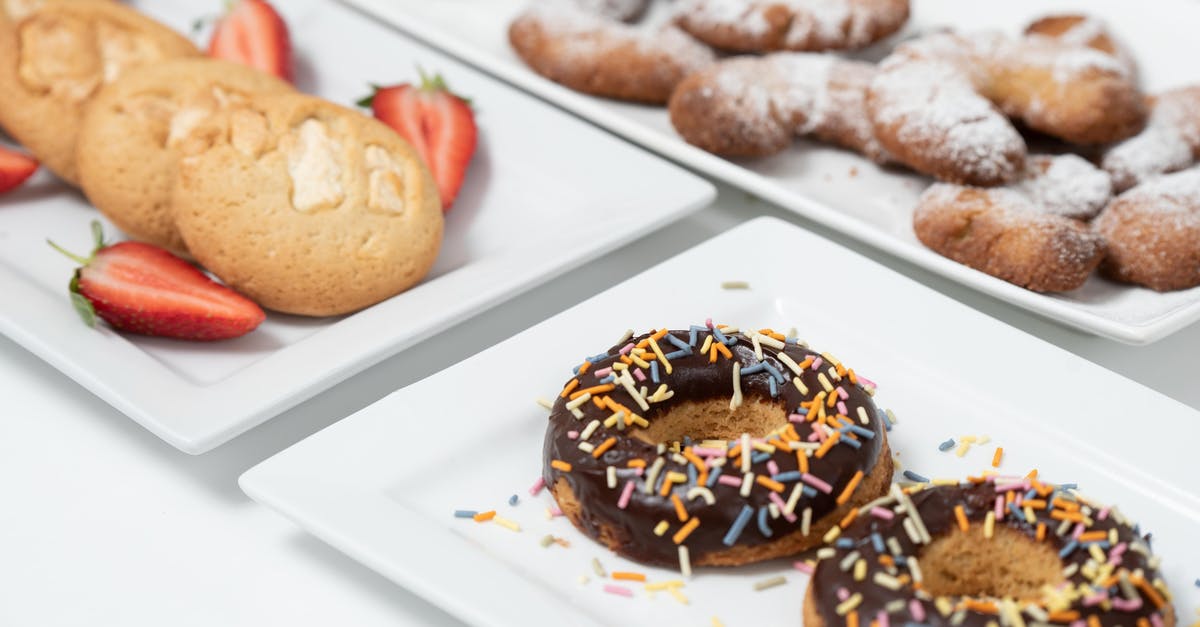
[[359, 70, 478, 211], [207, 0, 293, 83], [49, 222, 266, 341], [0, 145, 38, 194]]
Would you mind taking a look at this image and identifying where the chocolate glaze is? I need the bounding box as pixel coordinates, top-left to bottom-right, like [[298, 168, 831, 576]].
[[812, 482, 1171, 627], [543, 328, 887, 567]]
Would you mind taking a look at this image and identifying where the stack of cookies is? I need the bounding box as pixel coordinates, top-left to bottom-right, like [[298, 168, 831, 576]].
[[0, 0, 444, 317]]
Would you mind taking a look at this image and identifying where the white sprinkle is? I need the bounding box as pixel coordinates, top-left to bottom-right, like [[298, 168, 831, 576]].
[[908, 556, 923, 583], [784, 484, 803, 515], [581, 419, 601, 440], [793, 376, 809, 396], [592, 558, 606, 577], [778, 352, 804, 376], [644, 457, 665, 495], [751, 333, 764, 360], [740, 433, 751, 472], [618, 370, 650, 411], [679, 545, 692, 578], [730, 362, 744, 410], [740, 473, 755, 498], [577, 442, 595, 453], [566, 393, 592, 410], [801, 507, 813, 536], [615, 328, 634, 346], [536, 397, 554, 410], [606, 465, 617, 489], [721, 280, 750, 290]]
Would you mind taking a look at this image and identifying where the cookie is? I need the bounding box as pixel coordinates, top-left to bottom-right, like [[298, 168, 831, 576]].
[[1024, 14, 1137, 77], [674, 0, 910, 53], [76, 58, 292, 254], [172, 93, 444, 317], [1093, 167, 1200, 292], [1101, 86, 1200, 193], [0, 0, 199, 184]]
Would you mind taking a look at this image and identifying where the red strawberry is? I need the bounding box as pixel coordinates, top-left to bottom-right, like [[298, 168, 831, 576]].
[[359, 70, 478, 211], [0, 145, 38, 194], [48, 222, 266, 341], [207, 0, 293, 83]]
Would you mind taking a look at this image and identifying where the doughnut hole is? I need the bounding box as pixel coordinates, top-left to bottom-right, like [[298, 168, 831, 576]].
[[918, 525, 1065, 601], [630, 398, 787, 445]]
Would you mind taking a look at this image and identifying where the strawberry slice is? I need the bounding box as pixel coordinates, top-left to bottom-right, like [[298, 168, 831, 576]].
[[207, 0, 293, 83], [49, 222, 266, 341], [0, 145, 38, 194], [359, 70, 478, 211]]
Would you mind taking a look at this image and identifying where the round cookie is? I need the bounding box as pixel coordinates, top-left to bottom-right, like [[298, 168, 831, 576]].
[[673, 0, 910, 53], [76, 58, 292, 254], [1101, 87, 1200, 193], [172, 93, 444, 317], [1024, 13, 1137, 78], [1093, 167, 1200, 292], [0, 0, 199, 184]]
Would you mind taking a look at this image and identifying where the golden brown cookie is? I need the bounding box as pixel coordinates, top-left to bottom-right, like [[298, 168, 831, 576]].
[[0, 0, 199, 184], [1101, 87, 1200, 193], [76, 58, 292, 254], [668, 52, 892, 162], [673, 0, 910, 53], [172, 93, 444, 317], [1024, 13, 1137, 77], [913, 154, 1110, 292], [1093, 167, 1200, 292], [509, 0, 715, 104], [868, 31, 1144, 186]]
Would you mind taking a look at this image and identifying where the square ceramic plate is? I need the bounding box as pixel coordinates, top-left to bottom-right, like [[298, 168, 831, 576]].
[[242, 217, 1200, 626], [340, 0, 1200, 345], [0, 0, 714, 454]]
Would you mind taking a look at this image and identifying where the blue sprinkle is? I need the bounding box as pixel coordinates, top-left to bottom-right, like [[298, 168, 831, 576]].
[[508, 494, 518, 506], [938, 439, 955, 451], [590, 353, 611, 363], [1082, 541, 1112, 550], [723, 505, 754, 546], [795, 407, 809, 415], [711, 326, 729, 345], [902, 470, 929, 483], [894, 555, 908, 566], [683, 436, 693, 447], [839, 437, 862, 450], [1059, 540, 1079, 558], [1045, 490, 1057, 512], [772, 471, 802, 483], [740, 363, 766, 375], [1194, 579, 1200, 588], [871, 532, 886, 554], [751, 451, 771, 464], [687, 463, 698, 485], [904, 622, 929, 627], [881, 410, 894, 431], [769, 377, 779, 398], [666, 334, 690, 351], [650, 361, 660, 384], [654, 469, 667, 493], [1009, 502, 1024, 521], [454, 510, 477, 518], [841, 425, 876, 440], [763, 363, 785, 384], [707, 465, 723, 488], [599, 375, 615, 384], [1059, 483, 1078, 490], [688, 326, 704, 347], [786, 336, 798, 345], [835, 538, 855, 549], [724, 336, 738, 346], [664, 349, 692, 360], [757, 507, 773, 538], [1025, 488, 1039, 500], [802, 486, 817, 497]]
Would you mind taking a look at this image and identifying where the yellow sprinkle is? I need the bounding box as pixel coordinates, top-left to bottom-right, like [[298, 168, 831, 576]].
[[669, 587, 689, 605], [492, 516, 521, 532], [754, 576, 787, 591], [721, 280, 750, 290], [654, 520, 670, 536], [836, 592, 863, 615], [823, 525, 841, 544], [712, 617, 725, 627], [793, 376, 809, 396], [853, 558, 867, 582], [955, 442, 971, 457], [818, 372, 834, 393], [984, 511, 995, 539], [648, 337, 673, 375], [536, 397, 554, 410], [935, 597, 954, 617]]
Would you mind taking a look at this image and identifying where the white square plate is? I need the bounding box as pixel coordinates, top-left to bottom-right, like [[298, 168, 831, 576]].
[[341, 0, 1200, 345], [241, 217, 1200, 626], [0, 0, 714, 454]]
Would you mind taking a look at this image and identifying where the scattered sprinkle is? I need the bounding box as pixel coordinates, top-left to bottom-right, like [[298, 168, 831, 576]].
[[753, 575, 787, 591], [721, 281, 750, 290]]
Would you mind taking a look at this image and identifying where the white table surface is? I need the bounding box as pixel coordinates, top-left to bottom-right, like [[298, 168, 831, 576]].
[[5, 177, 1200, 626]]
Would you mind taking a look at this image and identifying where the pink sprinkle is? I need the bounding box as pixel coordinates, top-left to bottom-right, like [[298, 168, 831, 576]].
[[1097, 506, 1111, 521], [788, 413, 806, 423], [994, 496, 1005, 520], [718, 475, 743, 488], [603, 584, 633, 598], [1014, 493, 1024, 507], [769, 492, 797, 522], [593, 367, 613, 378], [1082, 592, 1108, 607], [837, 587, 851, 601], [909, 600, 926, 622], [618, 343, 635, 355], [994, 481, 1029, 493], [809, 430, 824, 443], [550, 506, 563, 517], [836, 387, 849, 400], [1151, 613, 1165, 627], [705, 318, 714, 329], [793, 561, 814, 574], [870, 506, 895, 520], [767, 460, 780, 476], [1108, 542, 1127, 565], [528, 477, 546, 496], [632, 368, 646, 382], [567, 430, 579, 440], [801, 473, 833, 494], [617, 481, 636, 509], [810, 357, 823, 371], [1111, 598, 1143, 612], [876, 611, 890, 627], [1072, 523, 1086, 540], [633, 467, 644, 476], [692, 446, 725, 457], [858, 375, 877, 389], [837, 401, 848, 416], [1070, 621, 1087, 627]]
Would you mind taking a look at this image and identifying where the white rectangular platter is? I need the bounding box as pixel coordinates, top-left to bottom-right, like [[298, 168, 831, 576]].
[[242, 217, 1200, 626], [341, 0, 1200, 345], [0, 0, 714, 454]]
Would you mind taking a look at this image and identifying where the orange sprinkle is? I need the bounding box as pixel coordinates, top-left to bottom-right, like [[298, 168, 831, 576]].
[[659, 474, 675, 497], [1026, 468, 1038, 479], [1131, 575, 1166, 609], [611, 571, 646, 582], [1047, 611, 1080, 623], [798, 357, 814, 370], [550, 460, 572, 472], [672, 517, 700, 544], [878, 555, 895, 567], [620, 355, 633, 365], [796, 450, 810, 474], [1050, 510, 1084, 523], [1036, 522, 1047, 542], [954, 505, 969, 533], [727, 444, 743, 459], [627, 459, 647, 468], [991, 447, 1004, 468], [1087, 616, 1101, 627], [815, 431, 842, 459], [847, 369, 858, 385], [962, 600, 998, 614], [1078, 530, 1108, 543], [1053, 498, 1081, 512], [560, 379, 580, 398], [570, 384, 615, 400], [671, 493, 689, 522], [682, 449, 705, 470], [836, 363, 848, 377], [846, 610, 859, 627], [473, 510, 496, 522], [756, 476, 785, 493], [836, 470, 865, 505], [826, 392, 838, 408], [715, 342, 732, 359], [577, 361, 592, 375], [1023, 499, 1047, 509], [1005, 491, 1015, 505], [592, 437, 617, 458], [839, 508, 860, 529], [634, 328, 669, 350], [709, 345, 718, 363], [592, 396, 606, 409], [1136, 619, 1151, 627]]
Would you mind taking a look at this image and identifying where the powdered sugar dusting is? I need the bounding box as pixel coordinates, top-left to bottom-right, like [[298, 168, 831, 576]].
[[1119, 166, 1200, 217], [572, 0, 649, 21], [1017, 154, 1113, 220], [1102, 87, 1200, 192], [705, 53, 834, 137], [674, 0, 908, 50]]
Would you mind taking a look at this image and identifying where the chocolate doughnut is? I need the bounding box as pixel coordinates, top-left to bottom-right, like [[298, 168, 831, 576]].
[[542, 325, 893, 569], [804, 480, 1176, 627]]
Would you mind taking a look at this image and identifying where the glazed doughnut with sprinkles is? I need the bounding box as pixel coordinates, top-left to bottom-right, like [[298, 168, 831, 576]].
[[539, 322, 895, 570]]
